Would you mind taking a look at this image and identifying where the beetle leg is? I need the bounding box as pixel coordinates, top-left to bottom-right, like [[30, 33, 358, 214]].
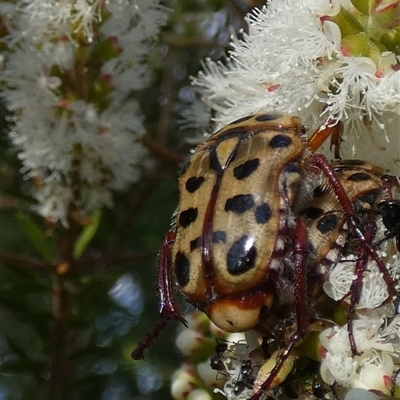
[[293, 219, 310, 337], [251, 219, 309, 399], [346, 220, 378, 355], [312, 154, 396, 302], [158, 231, 187, 324], [307, 120, 344, 158], [329, 125, 343, 161], [380, 174, 400, 200], [131, 231, 187, 360]]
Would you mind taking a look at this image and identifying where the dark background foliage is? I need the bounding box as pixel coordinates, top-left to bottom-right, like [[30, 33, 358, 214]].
[[0, 1, 265, 399]]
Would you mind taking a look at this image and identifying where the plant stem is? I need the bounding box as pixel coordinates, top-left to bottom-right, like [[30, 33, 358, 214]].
[[47, 276, 69, 400], [0, 251, 54, 272]]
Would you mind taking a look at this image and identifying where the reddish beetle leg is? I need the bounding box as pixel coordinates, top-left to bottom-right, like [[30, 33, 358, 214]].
[[131, 231, 187, 360], [346, 220, 378, 355], [252, 220, 310, 400]]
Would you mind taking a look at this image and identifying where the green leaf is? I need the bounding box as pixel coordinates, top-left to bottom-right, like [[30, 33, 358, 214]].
[[0, 304, 45, 362], [15, 212, 54, 263], [73, 210, 102, 259]]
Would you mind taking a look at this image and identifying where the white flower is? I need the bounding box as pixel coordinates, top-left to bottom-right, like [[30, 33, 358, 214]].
[[320, 314, 400, 393], [1, 0, 169, 224], [171, 365, 197, 400], [196, 361, 223, 390], [190, 0, 400, 173], [175, 329, 205, 356], [324, 252, 399, 310], [15, 0, 102, 42], [187, 389, 213, 400], [179, 96, 212, 132]]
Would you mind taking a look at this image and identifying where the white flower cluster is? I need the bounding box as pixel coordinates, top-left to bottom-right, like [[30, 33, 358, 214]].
[[189, 0, 400, 174], [1, 0, 169, 224], [321, 234, 400, 396], [320, 312, 400, 394]]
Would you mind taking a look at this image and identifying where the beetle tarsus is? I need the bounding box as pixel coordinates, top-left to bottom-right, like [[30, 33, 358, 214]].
[[131, 310, 187, 360]]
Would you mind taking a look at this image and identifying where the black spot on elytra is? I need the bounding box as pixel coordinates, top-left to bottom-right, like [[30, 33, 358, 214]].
[[233, 159, 260, 180], [225, 194, 255, 214], [354, 191, 381, 212], [347, 172, 372, 181], [185, 176, 205, 193], [175, 252, 190, 287], [302, 207, 325, 220], [285, 162, 300, 173], [179, 207, 198, 228], [232, 115, 253, 124], [308, 241, 316, 253], [213, 231, 227, 243], [255, 113, 282, 122], [317, 214, 338, 234], [255, 203, 272, 224], [190, 232, 227, 251], [227, 235, 257, 275], [358, 191, 380, 205], [269, 134, 292, 149], [190, 237, 201, 251]]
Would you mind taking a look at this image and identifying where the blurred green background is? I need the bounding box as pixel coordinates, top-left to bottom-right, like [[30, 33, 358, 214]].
[[0, 1, 264, 399]]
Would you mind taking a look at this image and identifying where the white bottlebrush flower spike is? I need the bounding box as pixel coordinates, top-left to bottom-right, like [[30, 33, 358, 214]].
[[191, 0, 400, 174], [1, 0, 169, 224]]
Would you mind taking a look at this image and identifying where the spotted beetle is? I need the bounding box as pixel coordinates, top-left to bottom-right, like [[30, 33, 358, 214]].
[[300, 160, 391, 272], [132, 113, 396, 399]]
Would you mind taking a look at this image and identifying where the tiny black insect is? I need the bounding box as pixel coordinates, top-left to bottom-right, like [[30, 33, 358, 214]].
[[210, 340, 229, 372], [233, 360, 256, 395], [311, 380, 338, 400]]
